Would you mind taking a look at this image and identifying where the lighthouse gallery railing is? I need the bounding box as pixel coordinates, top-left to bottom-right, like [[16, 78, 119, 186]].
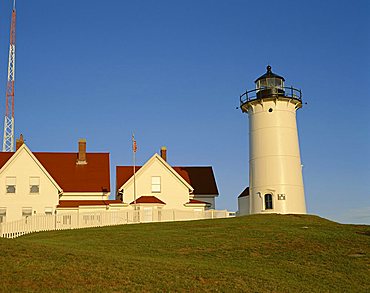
[[240, 86, 302, 105]]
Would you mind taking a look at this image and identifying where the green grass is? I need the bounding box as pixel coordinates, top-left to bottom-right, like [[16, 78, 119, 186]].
[[0, 214, 369, 292]]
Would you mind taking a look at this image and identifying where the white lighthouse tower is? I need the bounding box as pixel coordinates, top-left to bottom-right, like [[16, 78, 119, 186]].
[[239, 66, 306, 215]]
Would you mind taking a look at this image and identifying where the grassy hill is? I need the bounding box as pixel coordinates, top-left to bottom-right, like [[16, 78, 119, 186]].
[[0, 214, 369, 292]]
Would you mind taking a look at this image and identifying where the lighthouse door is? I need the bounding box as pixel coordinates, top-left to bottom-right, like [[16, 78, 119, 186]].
[[264, 194, 273, 210]]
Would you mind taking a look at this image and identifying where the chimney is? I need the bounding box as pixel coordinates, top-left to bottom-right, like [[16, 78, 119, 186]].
[[160, 146, 167, 161], [77, 139, 87, 165], [16, 134, 24, 150]]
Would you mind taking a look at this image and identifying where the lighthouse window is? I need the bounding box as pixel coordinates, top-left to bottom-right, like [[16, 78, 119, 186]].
[[268, 108, 273, 112], [267, 78, 275, 87], [257, 79, 267, 89], [265, 194, 273, 210]]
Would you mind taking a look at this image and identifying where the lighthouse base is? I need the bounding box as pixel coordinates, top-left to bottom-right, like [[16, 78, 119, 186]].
[[237, 185, 306, 216], [251, 185, 306, 214]]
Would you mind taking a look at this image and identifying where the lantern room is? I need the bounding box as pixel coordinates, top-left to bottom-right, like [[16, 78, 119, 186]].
[[255, 65, 285, 99], [255, 65, 284, 89]]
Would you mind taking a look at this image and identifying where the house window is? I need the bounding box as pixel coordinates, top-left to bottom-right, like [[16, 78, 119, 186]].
[[6, 177, 16, 194], [22, 208, 32, 223], [265, 194, 273, 210], [29, 177, 40, 194], [83, 215, 90, 224], [44, 207, 53, 216], [151, 176, 161, 193], [63, 215, 72, 225], [0, 208, 6, 223]]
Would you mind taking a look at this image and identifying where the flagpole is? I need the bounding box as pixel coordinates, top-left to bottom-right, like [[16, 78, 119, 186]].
[[132, 134, 137, 208]]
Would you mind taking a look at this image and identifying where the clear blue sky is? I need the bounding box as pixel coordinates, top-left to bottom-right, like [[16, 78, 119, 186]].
[[0, 0, 368, 224]]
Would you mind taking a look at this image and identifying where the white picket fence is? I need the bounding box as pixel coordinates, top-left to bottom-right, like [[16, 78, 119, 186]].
[[0, 209, 230, 238]]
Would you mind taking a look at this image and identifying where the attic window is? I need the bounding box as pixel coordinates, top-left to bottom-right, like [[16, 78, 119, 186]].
[[6, 177, 16, 194], [29, 177, 40, 194], [151, 176, 161, 193]]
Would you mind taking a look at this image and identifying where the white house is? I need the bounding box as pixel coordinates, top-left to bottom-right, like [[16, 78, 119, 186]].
[[0, 140, 230, 237], [0, 136, 121, 223], [116, 147, 219, 212], [0, 135, 223, 229]]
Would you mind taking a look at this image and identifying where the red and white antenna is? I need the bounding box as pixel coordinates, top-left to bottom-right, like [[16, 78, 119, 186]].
[[2, 0, 16, 152]]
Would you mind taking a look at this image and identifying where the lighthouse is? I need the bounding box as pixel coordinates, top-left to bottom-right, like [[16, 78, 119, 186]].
[[238, 66, 306, 215]]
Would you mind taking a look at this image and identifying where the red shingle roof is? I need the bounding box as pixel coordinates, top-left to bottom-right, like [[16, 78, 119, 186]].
[[57, 200, 122, 208], [173, 167, 218, 195], [130, 196, 165, 205], [116, 166, 141, 194], [0, 152, 110, 192], [0, 152, 13, 167], [116, 166, 218, 195]]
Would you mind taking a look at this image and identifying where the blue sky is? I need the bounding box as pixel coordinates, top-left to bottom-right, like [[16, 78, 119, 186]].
[[0, 0, 368, 224]]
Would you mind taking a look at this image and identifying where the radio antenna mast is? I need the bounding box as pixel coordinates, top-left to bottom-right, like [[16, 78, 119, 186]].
[[2, 0, 17, 152]]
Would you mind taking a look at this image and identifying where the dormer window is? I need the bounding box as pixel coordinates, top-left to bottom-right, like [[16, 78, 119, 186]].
[[6, 177, 16, 194]]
